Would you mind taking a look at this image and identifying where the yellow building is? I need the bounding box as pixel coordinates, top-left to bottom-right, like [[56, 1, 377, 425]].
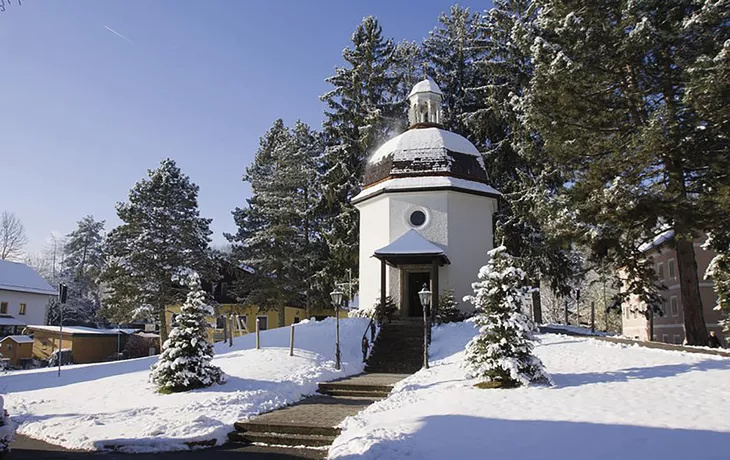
[[165, 304, 347, 342]]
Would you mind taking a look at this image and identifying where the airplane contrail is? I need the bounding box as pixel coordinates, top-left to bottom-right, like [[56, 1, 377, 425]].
[[104, 25, 133, 44]]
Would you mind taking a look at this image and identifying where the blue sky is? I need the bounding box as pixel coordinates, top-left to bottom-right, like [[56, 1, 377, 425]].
[[0, 0, 486, 254]]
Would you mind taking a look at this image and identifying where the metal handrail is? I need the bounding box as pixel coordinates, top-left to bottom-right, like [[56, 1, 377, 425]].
[[361, 317, 378, 362]]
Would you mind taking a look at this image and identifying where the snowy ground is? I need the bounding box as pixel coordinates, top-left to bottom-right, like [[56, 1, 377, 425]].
[[1, 317, 368, 453], [330, 322, 730, 460]]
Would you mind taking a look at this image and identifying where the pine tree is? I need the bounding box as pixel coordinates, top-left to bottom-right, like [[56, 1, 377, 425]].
[[392, 40, 426, 131], [150, 276, 224, 393], [227, 120, 326, 324], [423, 5, 486, 134], [526, 0, 729, 345], [100, 159, 212, 344], [463, 0, 579, 319], [48, 216, 106, 327], [705, 234, 730, 340], [464, 246, 550, 388], [319, 16, 398, 293], [436, 289, 463, 323]]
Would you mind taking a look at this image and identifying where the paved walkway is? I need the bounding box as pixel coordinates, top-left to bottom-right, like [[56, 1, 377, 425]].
[[11, 433, 320, 459], [239, 373, 407, 429]]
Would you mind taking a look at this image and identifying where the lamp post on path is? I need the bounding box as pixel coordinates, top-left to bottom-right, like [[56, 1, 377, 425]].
[[418, 284, 432, 370], [330, 289, 344, 371]]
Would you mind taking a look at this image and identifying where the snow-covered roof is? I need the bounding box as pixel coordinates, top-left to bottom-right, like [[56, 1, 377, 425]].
[[638, 230, 674, 253], [368, 127, 481, 165], [0, 315, 26, 327], [353, 176, 501, 204], [27, 325, 140, 335], [408, 78, 443, 98], [375, 229, 446, 257], [1, 335, 34, 344], [0, 260, 56, 295]]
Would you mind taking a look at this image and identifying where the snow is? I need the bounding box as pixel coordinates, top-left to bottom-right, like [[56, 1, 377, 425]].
[[1, 336, 33, 344], [0, 260, 56, 296], [638, 229, 674, 253], [368, 127, 481, 165], [2, 317, 369, 453], [330, 322, 730, 460], [0, 316, 26, 327], [27, 325, 139, 335], [353, 176, 501, 203], [374, 229, 446, 257], [408, 78, 443, 98]]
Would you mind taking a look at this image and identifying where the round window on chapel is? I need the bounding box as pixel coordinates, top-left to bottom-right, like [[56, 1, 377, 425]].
[[409, 210, 426, 227]]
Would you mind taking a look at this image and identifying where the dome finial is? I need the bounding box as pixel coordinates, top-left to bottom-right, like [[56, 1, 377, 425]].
[[407, 78, 443, 128]]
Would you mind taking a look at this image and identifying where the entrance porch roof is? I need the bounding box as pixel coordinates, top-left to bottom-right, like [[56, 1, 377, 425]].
[[373, 229, 450, 267]]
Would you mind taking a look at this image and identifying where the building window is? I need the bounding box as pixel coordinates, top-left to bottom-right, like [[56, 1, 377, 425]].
[[670, 296, 679, 317], [668, 259, 676, 279], [294, 316, 300, 324], [662, 334, 669, 343], [632, 309, 637, 319], [0, 302, 7, 314], [257, 316, 268, 331], [657, 263, 665, 281], [673, 334, 681, 344], [624, 306, 630, 319], [409, 210, 426, 227], [19, 303, 26, 315]]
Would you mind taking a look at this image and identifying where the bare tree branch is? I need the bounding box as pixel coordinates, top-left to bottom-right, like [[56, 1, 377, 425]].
[[0, 211, 29, 260]]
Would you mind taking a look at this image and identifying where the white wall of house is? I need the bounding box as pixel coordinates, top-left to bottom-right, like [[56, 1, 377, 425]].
[[357, 194, 392, 313], [0, 289, 50, 325]]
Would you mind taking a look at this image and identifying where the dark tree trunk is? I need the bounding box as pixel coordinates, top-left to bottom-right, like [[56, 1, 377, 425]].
[[675, 236, 708, 346], [532, 290, 543, 325], [159, 306, 168, 348], [278, 305, 285, 328]]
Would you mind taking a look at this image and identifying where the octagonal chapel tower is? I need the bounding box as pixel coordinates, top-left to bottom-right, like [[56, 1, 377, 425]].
[[353, 79, 500, 318]]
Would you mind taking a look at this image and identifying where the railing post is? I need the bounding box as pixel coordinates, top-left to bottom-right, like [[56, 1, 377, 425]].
[[256, 318, 260, 350], [289, 324, 295, 356]]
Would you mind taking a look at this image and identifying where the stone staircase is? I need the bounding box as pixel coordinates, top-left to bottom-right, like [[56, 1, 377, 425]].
[[365, 318, 425, 374], [228, 373, 406, 457], [228, 318, 426, 456]]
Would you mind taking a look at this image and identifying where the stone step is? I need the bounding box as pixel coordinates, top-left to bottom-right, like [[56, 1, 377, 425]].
[[318, 382, 394, 393], [228, 430, 336, 448], [317, 388, 390, 398], [234, 421, 340, 437]]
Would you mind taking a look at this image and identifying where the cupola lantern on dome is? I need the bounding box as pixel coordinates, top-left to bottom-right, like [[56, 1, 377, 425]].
[[408, 78, 443, 127]]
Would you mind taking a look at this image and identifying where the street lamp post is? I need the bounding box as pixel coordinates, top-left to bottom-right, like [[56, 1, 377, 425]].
[[418, 284, 432, 370], [330, 289, 344, 371]]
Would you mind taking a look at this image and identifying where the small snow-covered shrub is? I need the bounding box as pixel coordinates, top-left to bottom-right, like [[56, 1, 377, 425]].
[[464, 246, 551, 388], [150, 279, 225, 393], [436, 289, 463, 324], [373, 296, 397, 323], [0, 396, 16, 453], [705, 238, 730, 339]]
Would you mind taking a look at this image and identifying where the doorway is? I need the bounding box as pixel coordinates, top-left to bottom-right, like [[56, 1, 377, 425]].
[[407, 272, 431, 317]]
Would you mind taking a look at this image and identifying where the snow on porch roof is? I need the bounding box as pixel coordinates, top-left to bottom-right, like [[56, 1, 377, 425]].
[[374, 229, 450, 265]]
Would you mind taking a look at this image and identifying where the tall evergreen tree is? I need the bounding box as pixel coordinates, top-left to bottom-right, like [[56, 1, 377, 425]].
[[392, 40, 426, 131], [100, 159, 212, 344], [319, 16, 398, 292], [526, 0, 729, 345], [423, 5, 486, 134], [227, 120, 325, 324], [462, 0, 579, 320], [48, 216, 106, 326]]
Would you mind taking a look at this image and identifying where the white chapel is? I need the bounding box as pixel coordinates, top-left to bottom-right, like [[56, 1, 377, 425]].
[[353, 79, 500, 318]]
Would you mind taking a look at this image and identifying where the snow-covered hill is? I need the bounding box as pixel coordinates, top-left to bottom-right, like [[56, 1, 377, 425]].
[[1, 317, 369, 453], [330, 322, 730, 460]]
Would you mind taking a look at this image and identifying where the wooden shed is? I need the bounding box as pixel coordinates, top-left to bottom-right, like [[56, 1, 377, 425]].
[[27, 325, 139, 364], [0, 335, 34, 367]]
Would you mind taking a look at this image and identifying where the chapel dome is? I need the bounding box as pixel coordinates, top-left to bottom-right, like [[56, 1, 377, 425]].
[[408, 78, 443, 98], [362, 126, 488, 187]]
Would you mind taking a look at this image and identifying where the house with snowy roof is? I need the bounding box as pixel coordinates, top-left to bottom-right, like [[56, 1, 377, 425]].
[[354, 78, 500, 318], [622, 230, 723, 344], [0, 259, 55, 336]]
